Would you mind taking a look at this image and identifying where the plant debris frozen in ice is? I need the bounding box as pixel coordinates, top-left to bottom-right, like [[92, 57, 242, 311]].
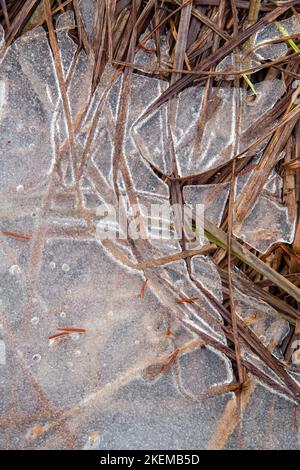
[[0, 7, 300, 451]]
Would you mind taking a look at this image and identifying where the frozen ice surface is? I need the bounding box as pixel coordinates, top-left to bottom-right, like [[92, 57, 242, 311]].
[[78, 0, 96, 42], [133, 80, 285, 177], [216, 16, 300, 78], [0, 15, 299, 450], [233, 192, 295, 253], [255, 16, 300, 61], [0, 28, 57, 195], [233, 156, 295, 253], [226, 383, 300, 450], [183, 183, 229, 246], [232, 271, 289, 351]]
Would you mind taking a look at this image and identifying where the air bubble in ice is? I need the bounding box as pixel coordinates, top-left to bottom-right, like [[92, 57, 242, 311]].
[[70, 333, 80, 341], [32, 354, 41, 363], [9, 265, 21, 275], [61, 263, 70, 272]]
